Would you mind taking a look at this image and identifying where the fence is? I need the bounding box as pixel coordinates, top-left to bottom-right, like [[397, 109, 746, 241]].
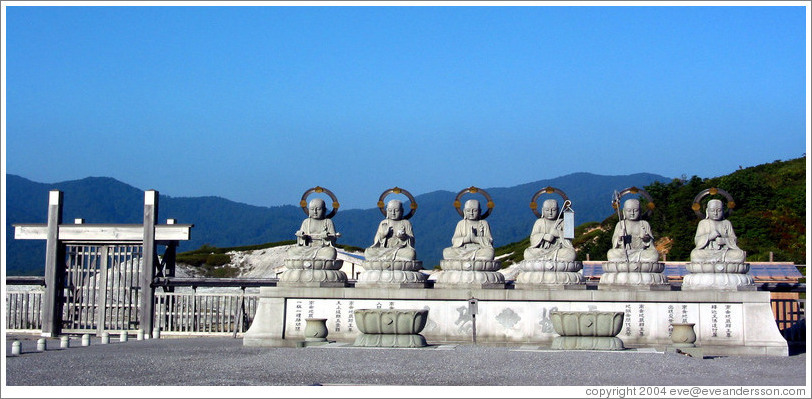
[[5, 290, 44, 331], [772, 297, 805, 342], [153, 291, 258, 335], [5, 278, 805, 339], [61, 244, 144, 333]]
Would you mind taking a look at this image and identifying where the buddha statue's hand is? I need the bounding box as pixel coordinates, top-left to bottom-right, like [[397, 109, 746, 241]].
[[543, 233, 554, 243], [396, 229, 406, 239], [708, 229, 721, 240]]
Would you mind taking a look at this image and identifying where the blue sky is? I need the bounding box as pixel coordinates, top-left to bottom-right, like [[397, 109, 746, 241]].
[[3, 4, 808, 210]]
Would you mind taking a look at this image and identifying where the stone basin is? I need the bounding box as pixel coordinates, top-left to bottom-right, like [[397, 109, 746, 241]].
[[353, 309, 428, 335], [550, 311, 624, 337]]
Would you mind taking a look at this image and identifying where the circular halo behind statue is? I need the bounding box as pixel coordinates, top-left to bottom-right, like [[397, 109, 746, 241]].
[[611, 186, 655, 218], [599, 186, 667, 291], [515, 187, 584, 289], [299, 186, 340, 219], [691, 187, 735, 219], [530, 186, 569, 219], [377, 187, 417, 220], [683, 188, 753, 291], [357, 187, 427, 289], [280, 186, 347, 288], [453, 186, 494, 220]]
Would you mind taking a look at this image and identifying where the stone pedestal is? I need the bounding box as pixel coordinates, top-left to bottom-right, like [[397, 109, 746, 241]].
[[515, 260, 585, 289], [356, 260, 428, 288], [434, 259, 505, 289], [598, 261, 668, 290], [682, 262, 754, 291], [243, 287, 787, 356], [278, 259, 347, 288], [551, 336, 625, 350]]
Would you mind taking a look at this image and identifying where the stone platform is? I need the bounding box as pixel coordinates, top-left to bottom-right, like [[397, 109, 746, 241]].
[[243, 287, 787, 356]]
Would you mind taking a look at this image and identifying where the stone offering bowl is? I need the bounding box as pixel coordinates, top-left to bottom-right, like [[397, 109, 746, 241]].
[[550, 311, 624, 337], [353, 309, 428, 335]]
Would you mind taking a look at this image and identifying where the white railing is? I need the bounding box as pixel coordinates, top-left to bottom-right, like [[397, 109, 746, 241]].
[[6, 290, 44, 331], [153, 291, 258, 335]]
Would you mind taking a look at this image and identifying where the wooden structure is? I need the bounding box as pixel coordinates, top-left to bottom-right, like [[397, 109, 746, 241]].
[[13, 190, 192, 337]]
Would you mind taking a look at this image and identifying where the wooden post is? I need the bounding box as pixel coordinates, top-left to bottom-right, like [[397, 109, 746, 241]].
[[42, 190, 65, 337], [96, 245, 110, 336], [139, 190, 158, 334], [769, 251, 774, 262]]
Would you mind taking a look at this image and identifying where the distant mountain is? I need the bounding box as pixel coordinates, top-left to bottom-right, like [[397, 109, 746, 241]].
[[5, 172, 669, 275]]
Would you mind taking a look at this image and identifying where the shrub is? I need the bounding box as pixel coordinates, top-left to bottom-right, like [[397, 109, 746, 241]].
[[205, 253, 231, 266]]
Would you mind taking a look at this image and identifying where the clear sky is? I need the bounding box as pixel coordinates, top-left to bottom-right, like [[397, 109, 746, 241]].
[[3, 3, 808, 210]]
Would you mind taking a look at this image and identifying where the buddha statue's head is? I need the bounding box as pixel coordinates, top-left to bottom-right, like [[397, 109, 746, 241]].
[[308, 198, 326, 220], [542, 199, 559, 220], [386, 200, 404, 221], [463, 199, 481, 221], [622, 199, 641, 221], [706, 199, 724, 221]]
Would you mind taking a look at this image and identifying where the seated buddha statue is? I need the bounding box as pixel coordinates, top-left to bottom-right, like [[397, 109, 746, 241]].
[[606, 199, 659, 263], [442, 199, 495, 261], [523, 199, 576, 262], [364, 199, 417, 261]]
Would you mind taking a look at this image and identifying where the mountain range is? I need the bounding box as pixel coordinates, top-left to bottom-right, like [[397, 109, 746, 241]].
[[5, 172, 670, 275]]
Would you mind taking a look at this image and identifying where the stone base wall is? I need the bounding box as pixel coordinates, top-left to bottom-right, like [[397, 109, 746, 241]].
[[243, 287, 787, 356]]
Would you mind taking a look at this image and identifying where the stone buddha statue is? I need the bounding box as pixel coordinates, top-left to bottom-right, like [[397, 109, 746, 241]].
[[287, 198, 338, 260], [442, 199, 495, 261], [690, 199, 746, 264], [364, 199, 416, 261], [523, 199, 577, 262], [606, 199, 659, 263]]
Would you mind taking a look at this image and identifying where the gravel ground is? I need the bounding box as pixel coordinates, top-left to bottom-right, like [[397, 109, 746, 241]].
[[4, 334, 808, 391]]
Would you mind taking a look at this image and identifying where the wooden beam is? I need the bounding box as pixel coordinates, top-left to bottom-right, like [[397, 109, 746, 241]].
[[14, 224, 193, 241], [5, 276, 47, 285], [140, 190, 158, 335], [42, 190, 65, 337], [154, 277, 279, 288]]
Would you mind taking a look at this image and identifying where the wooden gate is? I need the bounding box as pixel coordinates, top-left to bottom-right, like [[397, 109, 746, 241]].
[[14, 190, 192, 337], [61, 244, 144, 334]]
